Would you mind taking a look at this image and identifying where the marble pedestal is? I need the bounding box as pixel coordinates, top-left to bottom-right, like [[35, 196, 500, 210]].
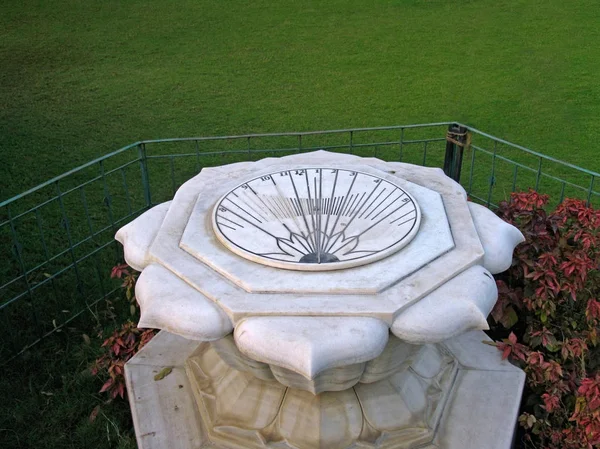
[[117, 151, 527, 449], [126, 330, 524, 449]]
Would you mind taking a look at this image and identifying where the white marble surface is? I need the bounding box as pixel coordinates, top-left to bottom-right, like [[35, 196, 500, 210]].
[[186, 335, 457, 449], [138, 152, 483, 314], [391, 264, 497, 343], [120, 151, 527, 449], [211, 333, 425, 394], [179, 162, 454, 294], [116, 151, 525, 377], [234, 316, 389, 378], [125, 332, 212, 449], [115, 201, 171, 271], [126, 330, 525, 449], [136, 263, 233, 341], [468, 202, 525, 274]]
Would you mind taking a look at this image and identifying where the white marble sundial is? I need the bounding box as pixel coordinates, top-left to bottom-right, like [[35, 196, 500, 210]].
[[211, 167, 421, 271], [118, 152, 527, 449]]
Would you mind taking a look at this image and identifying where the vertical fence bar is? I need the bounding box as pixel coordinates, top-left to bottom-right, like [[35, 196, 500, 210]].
[[468, 146, 476, 194], [170, 156, 176, 195], [535, 157, 543, 191], [399, 128, 405, 161], [349, 131, 354, 154], [120, 169, 133, 215], [99, 160, 120, 261], [34, 209, 51, 263], [7, 206, 42, 337], [55, 181, 86, 301], [138, 143, 152, 208], [486, 141, 498, 207], [80, 187, 107, 300], [587, 175, 595, 205], [34, 209, 61, 304], [195, 140, 201, 173], [511, 166, 518, 192]]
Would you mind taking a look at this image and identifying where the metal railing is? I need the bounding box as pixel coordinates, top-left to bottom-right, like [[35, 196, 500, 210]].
[[1, 122, 598, 361]]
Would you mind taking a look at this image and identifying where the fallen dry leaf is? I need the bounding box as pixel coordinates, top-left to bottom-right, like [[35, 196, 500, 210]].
[[153, 367, 173, 381], [89, 405, 101, 423]]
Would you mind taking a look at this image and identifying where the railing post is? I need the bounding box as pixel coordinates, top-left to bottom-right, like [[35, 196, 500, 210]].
[[138, 142, 152, 208], [443, 124, 469, 182]]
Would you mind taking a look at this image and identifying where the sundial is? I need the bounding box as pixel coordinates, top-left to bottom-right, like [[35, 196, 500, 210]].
[[212, 167, 421, 271], [119, 152, 527, 449]]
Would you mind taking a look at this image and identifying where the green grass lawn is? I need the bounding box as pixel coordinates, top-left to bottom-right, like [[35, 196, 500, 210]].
[[2, 0, 600, 448], [2, 0, 600, 200], [0, 298, 139, 449]]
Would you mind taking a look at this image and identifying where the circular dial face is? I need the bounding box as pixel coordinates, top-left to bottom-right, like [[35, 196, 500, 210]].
[[212, 167, 421, 271]]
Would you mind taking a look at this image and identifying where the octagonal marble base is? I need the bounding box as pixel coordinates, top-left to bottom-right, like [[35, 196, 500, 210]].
[[126, 331, 524, 449]]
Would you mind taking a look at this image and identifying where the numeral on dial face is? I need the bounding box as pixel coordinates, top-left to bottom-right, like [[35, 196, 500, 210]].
[[212, 167, 421, 271]]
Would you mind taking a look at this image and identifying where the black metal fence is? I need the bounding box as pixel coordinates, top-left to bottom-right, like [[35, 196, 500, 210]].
[[1, 122, 598, 361]]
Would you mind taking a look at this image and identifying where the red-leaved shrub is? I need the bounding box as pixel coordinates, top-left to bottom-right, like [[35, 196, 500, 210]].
[[491, 191, 600, 448], [111, 263, 138, 316], [92, 265, 156, 400], [92, 321, 156, 400]]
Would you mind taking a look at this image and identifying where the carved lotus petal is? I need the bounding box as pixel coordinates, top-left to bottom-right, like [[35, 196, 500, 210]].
[[468, 202, 525, 274], [185, 340, 459, 449], [209, 332, 442, 393], [187, 346, 286, 445], [360, 336, 423, 384], [136, 263, 233, 340], [269, 362, 366, 394], [115, 201, 171, 271], [234, 316, 389, 379], [279, 387, 363, 449], [354, 344, 457, 447], [212, 370, 286, 430], [211, 334, 275, 381], [391, 265, 497, 344]]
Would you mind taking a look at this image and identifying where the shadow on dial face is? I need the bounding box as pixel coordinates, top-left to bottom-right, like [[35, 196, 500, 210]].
[[298, 252, 340, 263]]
